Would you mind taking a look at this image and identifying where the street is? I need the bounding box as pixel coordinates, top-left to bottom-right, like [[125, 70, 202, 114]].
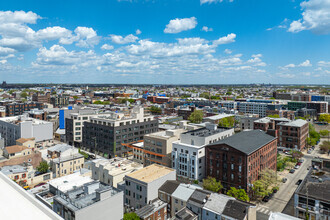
[[256, 145, 321, 215]]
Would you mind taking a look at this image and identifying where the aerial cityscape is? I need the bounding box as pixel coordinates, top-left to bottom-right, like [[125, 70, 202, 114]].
[[0, 0, 329, 220]]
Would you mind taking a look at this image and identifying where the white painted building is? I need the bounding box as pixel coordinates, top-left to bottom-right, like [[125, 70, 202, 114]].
[[238, 102, 269, 117], [0, 114, 53, 146], [172, 123, 234, 181]]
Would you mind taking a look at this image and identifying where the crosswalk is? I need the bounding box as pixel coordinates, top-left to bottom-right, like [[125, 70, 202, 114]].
[[256, 205, 272, 216]]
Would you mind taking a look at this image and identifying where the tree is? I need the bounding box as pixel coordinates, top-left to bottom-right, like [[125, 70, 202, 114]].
[[73, 96, 78, 100], [320, 130, 329, 137], [20, 92, 28, 98], [292, 150, 303, 160], [188, 110, 203, 123], [319, 114, 330, 123], [320, 141, 330, 154], [268, 114, 280, 118], [227, 187, 250, 202], [36, 161, 49, 174], [218, 116, 235, 128], [252, 180, 270, 199], [123, 212, 140, 220], [150, 106, 162, 115], [202, 176, 223, 193]]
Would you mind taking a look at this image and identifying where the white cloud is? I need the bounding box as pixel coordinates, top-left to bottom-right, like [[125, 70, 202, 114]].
[[0, 10, 40, 24], [247, 54, 266, 66], [201, 26, 213, 32], [299, 59, 312, 67], [74, 27, 100, 47], [224, 49, 232, 54], [318, 60, 330, 67], [0, 46, 16, 55], [164, 17, 197, 34], [284, 63, 296, 68], [303, 72, 311, 76], [110, 34, 138, 44], [213, 33, 236, 45], [219, 57, 242, 65], [288, 0, 330, 34], [101, 44, 114, 50], [135, 29, 141, 35], [200, 0, 234, 4], [36, 26, 72, 41], [277, 73, 296, 78], [34, 45, 98, 66]]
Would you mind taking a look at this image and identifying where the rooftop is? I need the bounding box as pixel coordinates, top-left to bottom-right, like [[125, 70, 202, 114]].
[[49, 170, 93, 193], [183, 126, 229, 138], [296, 169, 330, 202], [203, 193, 233, 215], [171, 184, 202, 202], [1, 165, 28, 175], [16, 137, 35, 144], [158, 180, 180, 195], [5, 145, 29, 154], [126, 164, 175, 183], [204, 114, 234, 120], [209, 130, 276, 155], [47, 143, 73, 153], [91, 157, 142, 176], [278, 119, 308, 127], [222, 200, 254, 220], [187, 189, 211, 208], [173, 207, 197, 220], [135, 199, 167, 218]]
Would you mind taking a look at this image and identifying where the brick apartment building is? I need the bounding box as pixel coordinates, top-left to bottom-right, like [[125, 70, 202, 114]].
[[147, 96, 170, 104], [276, 119, 309, 150], [205, 130, 277, 192], [178, 106, 196, 120], [32, 92, 50, 103], [254, 118, 308, 150], [3, 102, 44, 116]]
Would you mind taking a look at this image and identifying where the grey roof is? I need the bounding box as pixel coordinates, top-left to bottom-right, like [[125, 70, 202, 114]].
[[174, 207, 197, 220], [222, 200, 252, 220], [1, 165, 27, 175], [158, 180, 180, 195], [135, 199, 166, 218], [209, 130, 276, 155], [171, 184, 201, 202], [48, 144, 72, 153], [203, 193, 234, 215], [278, 119, 307, 127], [187, 189, 211, 208]]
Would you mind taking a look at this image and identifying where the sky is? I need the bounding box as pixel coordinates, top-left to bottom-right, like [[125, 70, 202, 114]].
[[0, 0, 329, 84]]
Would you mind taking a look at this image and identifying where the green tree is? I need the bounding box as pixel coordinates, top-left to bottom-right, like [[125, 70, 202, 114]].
[[123, 212, 140, 220], [150, 106, 162, 114], [320, 130, 329, 137], [252, 180, 270, 199], [73, 96, 78, 100], [20, 92, 28, 98], [319, 114, 330, 123], [227, 187, 250, 202], [202, 176, 223, 193], [218, 116, 235, 128], [36, 161, 49, 174], [188, 110, 203, 123]]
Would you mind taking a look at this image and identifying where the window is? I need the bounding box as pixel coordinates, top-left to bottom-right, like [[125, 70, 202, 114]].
[[22, 174, 26, 178], [175, 199, 178, 204]]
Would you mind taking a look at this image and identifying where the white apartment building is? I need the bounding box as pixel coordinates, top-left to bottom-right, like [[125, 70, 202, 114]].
[[87, 157, 143, 187], [220, 101, 238, 110], [0, 114, 53, 146], [172, 123, 234, 181], [238, 102, 268, 117]]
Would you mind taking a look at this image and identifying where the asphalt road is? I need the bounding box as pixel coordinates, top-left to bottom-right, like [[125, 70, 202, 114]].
[[258, 146, 321, 214]]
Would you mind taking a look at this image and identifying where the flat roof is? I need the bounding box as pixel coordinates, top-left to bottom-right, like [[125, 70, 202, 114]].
[[278, 119, 307, 127], [126, 164, 174, 183], [204, 114, 234, 120]]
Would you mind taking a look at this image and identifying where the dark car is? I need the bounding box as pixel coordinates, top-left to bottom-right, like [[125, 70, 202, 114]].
[[262, 196, 270, 202], [34, 182, 46, 188], [290, 169, 295, 174], [296, 179, 303, 185], [282, 178, 288, 183]]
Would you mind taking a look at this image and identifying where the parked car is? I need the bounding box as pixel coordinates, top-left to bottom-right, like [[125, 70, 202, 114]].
[[296, 179, 303, 185], [272, 188, 278, 193], [282, 178, 288, 183], [23, 186, 30, 190], [34, 182, 46, 188], [262, 196, 270, 202], [299, 159, 304, 163], [294, 165, 300, 169], [290, 169, 296, 174], [307, 149, 312, 154]]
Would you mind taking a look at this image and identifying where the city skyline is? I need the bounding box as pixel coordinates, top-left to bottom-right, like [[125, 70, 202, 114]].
[[0, 0, 329, 84]]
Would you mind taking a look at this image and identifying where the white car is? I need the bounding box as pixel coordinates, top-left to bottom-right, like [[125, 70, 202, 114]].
[[294, 165, 300, 169]]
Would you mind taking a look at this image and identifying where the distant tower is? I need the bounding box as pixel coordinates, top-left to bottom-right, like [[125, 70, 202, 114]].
[[1, 81, 7, 88]]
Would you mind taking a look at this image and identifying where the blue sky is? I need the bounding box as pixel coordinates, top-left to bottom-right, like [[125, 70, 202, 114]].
[[0, 0, 329, 84]]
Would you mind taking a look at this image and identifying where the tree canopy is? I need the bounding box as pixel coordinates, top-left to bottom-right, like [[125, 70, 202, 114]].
[[202, 176, 223, 193], [267, 114, 280, 118], [36, 161, 49, 174], [150, 106, 162, 115], [188, 110, 203, 123], [319, 114, 330, 123], [227, 187, 250, 202], [218, 116, 235, 128]]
